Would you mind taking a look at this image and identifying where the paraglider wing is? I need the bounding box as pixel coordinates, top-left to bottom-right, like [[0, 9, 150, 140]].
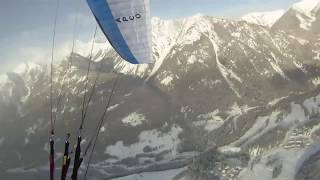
[[87, 0, 153, 64]]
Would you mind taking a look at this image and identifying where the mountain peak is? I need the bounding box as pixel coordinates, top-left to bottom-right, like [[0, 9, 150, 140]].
[[272, 0, 320, 37], [292, 0, 320, 15], [314, 2, 320, 12], [242, 9, 285, 27]]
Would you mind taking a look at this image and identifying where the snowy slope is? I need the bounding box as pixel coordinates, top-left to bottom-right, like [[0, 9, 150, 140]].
[[242, 10, 285, 27], [236, 93, 320, 180], [315, 2, 320, 12], [291, 0, 320, 26], [113, 17, 183, 77], [292, 0, 320, 14], [241, 0, 320, 28], [273, 0, 320, 34]]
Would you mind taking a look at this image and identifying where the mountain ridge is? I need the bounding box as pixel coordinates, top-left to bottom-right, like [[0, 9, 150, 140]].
[[1, 8, 320, 180]]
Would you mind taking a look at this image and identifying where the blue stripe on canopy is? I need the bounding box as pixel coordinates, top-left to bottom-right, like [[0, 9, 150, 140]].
[[87, 0, 140, 64]]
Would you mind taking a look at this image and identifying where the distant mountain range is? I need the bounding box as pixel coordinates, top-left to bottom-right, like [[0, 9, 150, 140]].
[[1, 0, 320, 180]]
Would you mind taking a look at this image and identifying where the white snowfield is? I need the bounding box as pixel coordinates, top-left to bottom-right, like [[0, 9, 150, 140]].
[[105, 125, 182, 161]]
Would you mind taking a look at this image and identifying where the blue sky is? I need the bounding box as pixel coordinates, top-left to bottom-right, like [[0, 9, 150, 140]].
[[0, 0, 297, 73]]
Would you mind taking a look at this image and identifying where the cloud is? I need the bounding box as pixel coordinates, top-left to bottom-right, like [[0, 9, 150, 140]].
[[0, 37, 111, 74]]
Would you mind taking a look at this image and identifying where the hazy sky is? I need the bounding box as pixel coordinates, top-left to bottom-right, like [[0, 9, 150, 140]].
[[0, 0, 297, 74]]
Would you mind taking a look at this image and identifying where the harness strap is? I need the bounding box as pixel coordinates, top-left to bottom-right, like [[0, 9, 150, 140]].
[[71, 136, 83, 180], [49, 136, 55, 180], [61, 134, 71, 180]]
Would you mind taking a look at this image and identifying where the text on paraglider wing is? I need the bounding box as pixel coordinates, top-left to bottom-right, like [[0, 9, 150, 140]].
[[115, 13, 142, 23]]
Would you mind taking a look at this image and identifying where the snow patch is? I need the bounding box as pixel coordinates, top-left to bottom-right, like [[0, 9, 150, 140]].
[[187, 55, 197, 65], [105, 125, 182, 160], [269, 53, 288, 80], [121, 112, 146, 127], [227, 103, 252, 117], [296, 13, 315, 30], [194, 110, 224, 131], [231, 32, 241, 38], [313, 49, 320, 60], [293, 61, 308, 73], [311, 77, 320, 86], [160, 75, 174, 86], [107, 104, 119, 112], [114, 167, 187, 180], [268, 96, 288, 106], [218, 146, 242, 155]]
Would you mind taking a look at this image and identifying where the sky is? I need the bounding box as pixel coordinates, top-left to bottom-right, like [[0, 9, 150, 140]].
[[0, 0, 298, 74]]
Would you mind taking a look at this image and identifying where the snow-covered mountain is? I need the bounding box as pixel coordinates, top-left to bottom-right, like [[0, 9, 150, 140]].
[[273, 0, 320, 38], [1, 1, 320, 180], [292, 0, 320, 13], [241, 9, 285, 27], [241, 0, 320, 32]]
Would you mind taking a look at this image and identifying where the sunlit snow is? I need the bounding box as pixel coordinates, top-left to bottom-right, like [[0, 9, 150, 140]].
[[242, 9, 285, 27]]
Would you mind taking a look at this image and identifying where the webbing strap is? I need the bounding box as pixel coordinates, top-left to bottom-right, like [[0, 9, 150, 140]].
[[71, 136, 83, 180], [49, 137, 55, 180]]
